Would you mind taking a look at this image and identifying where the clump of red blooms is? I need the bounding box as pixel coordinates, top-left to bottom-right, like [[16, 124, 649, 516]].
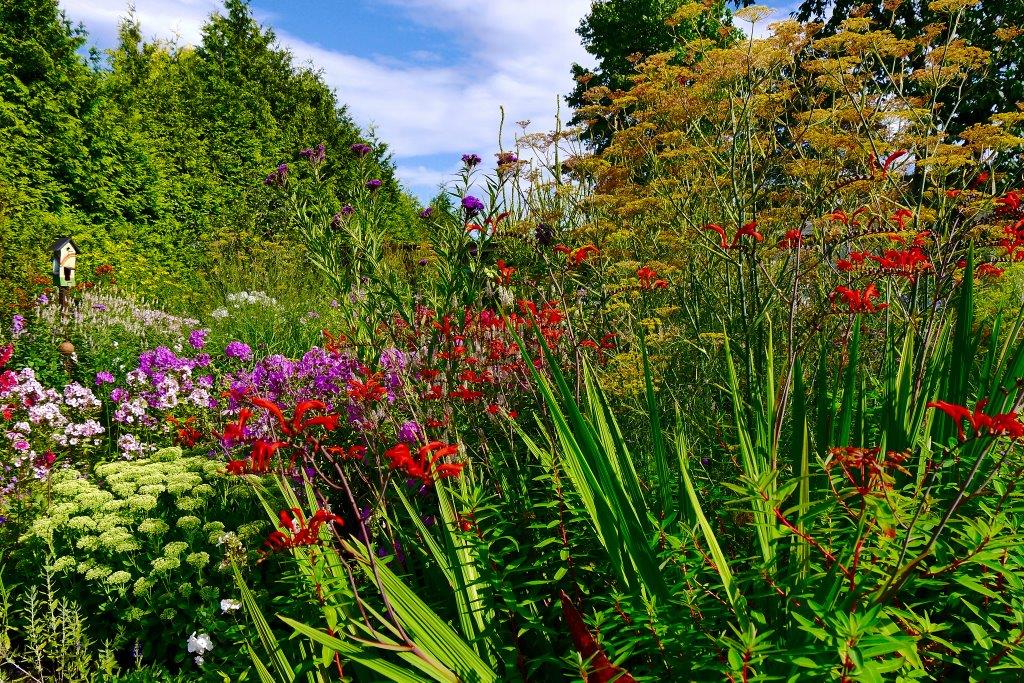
[[495, 259, 516, 286], [385, 441, 464, 485], [778, 229, 803, 249], [554, 243, 600, 265], [636, 266, 668, 290], [928, 400, 1024, 442], [264, 507, 343, 552], [222, 398, 344, 475], [167, 415, 202, 448], [827, 446, 910, 496], [703, 220, 763, 249], [836, 246, 931, 279], [830, 283, 887, 313]]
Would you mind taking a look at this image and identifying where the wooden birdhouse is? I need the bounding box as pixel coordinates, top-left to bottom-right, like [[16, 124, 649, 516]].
[[51, 237, 79, 288]]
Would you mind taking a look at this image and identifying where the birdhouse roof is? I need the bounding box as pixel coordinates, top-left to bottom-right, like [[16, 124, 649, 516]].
[[51, 237, 80, 253]]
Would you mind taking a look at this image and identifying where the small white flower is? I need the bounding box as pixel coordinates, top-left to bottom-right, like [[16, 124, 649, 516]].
[[221, 598, 242, 613], [187, 632, 213, 655], [194, 656, 204, 666]]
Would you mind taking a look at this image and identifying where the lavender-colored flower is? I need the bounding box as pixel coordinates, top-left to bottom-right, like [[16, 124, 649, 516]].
[[224, 341, 253, 361], [461, 195, 484, 217], [341, 204, 354, 215], [497, 151, 518, 165], [461, 153, 482, 168], [418, 258, 428, 266], [188, 329, 208, 350], [37, 293, 49, 306], [299, 143, 326, 165], [11, 315, 26, 338], [351, 143, 372, 157], [110, 387, 129, 403], [419, 207, 433, 219], [92, 303, 108, 312], [366, 179, 382, 191], [95, 371, 115, 385], [379, 348, 408, 373]]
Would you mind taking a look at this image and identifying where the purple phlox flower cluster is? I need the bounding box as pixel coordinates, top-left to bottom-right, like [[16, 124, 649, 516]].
[[224, 341, 253, 361], [461, 195, 484, 217], [366, 179, 382, 191], [264, 163, 288, 187], [11, 315, 26, 338], [397, 420, 424, 445], [462, 153, 482, 168], [419, 207, 433, 219], [95, 371, 115, 385], [300, 143, 326, 165], [189, 329, 208, 350], [351, 143, 372, 157], [37, 294, 49, 306]]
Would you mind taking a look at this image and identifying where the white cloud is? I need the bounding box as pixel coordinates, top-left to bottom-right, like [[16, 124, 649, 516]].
[[59, 0, 594, 195]]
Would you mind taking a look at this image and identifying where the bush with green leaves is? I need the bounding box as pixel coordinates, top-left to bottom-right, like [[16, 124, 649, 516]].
[[16, 447, 266, 673]]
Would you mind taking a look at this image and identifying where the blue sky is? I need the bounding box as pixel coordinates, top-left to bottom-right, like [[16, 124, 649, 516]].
[[60, 0, 793, 202]]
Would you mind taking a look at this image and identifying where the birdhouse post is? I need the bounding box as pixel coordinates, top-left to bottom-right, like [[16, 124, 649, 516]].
[[51, 237, 79, 314]]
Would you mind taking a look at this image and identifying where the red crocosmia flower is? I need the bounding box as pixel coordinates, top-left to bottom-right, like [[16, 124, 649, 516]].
[[321, 329, 348, 355], [836, 251, 869, 273], [220, 408, 253, 444], [553, 244, 571, 255], [881, 149, 908, 174], [386, 441, 464, 485], [250, 397, 341, 438], [830, 283, 888, 313], [946, 189, 962, 198], [486, 403, 500, 414], [996, 190, 1022, 215], [703, 223, 728, 249], [778, 229, 803, 249], [977, 263, 1005, 279], [325, 444, 366, 461], [426, 416, 449, 428], [495, 259, 516, 285], [0, 345, 12, 369], [559, 590, 638, 683], [637, 266, 669, 290], [828, 209, 851, 225], [264, 508, 343, 552], [928, 399, 1024, 442], [731, 220, 763, 248], [347, 375, 388, 403], [891, 208, 913, 230], [580, 339, 599, 350], [168, 416, 202, 448], [225, 460, 249, 475], [974, 171, 990, 187], [570, 244, 599, 265]]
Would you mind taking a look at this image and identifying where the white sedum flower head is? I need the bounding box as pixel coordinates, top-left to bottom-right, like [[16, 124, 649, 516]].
[[221, 598, 242, 613]]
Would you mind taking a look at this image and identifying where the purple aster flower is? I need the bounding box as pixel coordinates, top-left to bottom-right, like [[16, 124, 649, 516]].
[[418, 258, 428, 266], [341, 204, 354, 215], [461, 195, 484, 217], [264, 163, 288, 187], [497, 151, 518, 165], [419, 207, 433, 219], [224, 341, 252, 361], [351, 143, 372, 157], [299, 143, 326, 165], [95, 371, 115, 385], [11, 315, 26, 338], [37, 293, 49, 306], [461, 153, 482, 168], [366, 179, 382, 191], [188, 329, 208, 350]]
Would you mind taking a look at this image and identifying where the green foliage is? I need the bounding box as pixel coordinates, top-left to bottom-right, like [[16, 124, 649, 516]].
[[0, 0, 415, 311], [15, 447, 263, 671]]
